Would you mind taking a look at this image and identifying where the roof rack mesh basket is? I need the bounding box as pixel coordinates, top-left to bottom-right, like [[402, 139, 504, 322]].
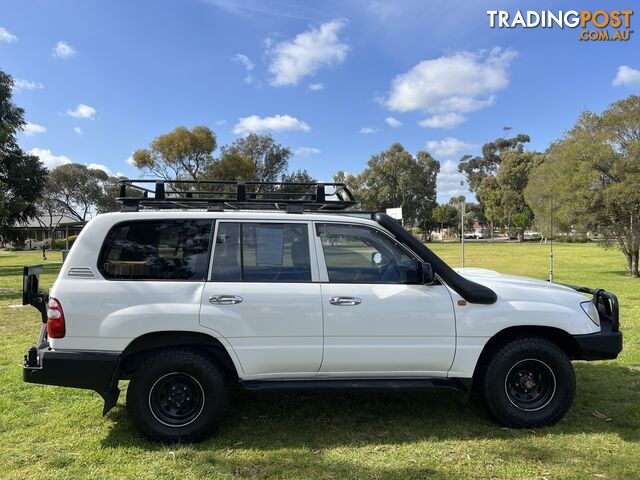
[[116, 179, 358, 212]]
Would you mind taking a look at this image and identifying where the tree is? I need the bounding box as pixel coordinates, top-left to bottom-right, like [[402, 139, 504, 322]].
[[525, 96, 640, 277], [221, 133, 291, 187], [496, 150, 544, 241], [203, 152, 258, 182], [459, 134, 541, 241], [341, 144, 440, 232], [448, 196, 478, 239], [132, 126, 217, 182], [95, 175, 145, 214], [0, 70, 48, 241], [40, 164, 109, 223], [432, 204, 459, 243], [458, 134, 530, 192]]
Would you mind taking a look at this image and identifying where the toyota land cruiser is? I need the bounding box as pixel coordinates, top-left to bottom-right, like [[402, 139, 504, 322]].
[[21, 180, 622, 442]]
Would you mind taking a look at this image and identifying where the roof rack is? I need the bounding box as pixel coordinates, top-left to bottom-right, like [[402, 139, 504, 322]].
[[116, 179, 358, 212]]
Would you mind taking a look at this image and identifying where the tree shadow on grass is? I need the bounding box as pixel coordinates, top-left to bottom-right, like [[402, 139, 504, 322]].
[[101, 362, 640, 452]]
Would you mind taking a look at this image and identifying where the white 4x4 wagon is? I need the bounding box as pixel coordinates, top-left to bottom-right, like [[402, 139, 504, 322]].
[[22, 180, 622, 442]]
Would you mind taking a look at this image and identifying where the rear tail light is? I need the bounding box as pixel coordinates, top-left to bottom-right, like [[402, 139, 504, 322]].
[[47, 297, 66, 338]]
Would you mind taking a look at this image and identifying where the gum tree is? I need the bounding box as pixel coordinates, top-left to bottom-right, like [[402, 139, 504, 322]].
[[525, 96, 640, 277], [0, 70, 48, 241]]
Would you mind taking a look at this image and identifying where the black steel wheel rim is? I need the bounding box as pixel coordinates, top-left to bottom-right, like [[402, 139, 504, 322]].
[[504, 359, 556, 411], [149, 372, 205, 427]]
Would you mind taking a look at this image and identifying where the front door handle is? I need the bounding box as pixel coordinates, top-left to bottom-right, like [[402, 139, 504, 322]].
[[329, 296, 362, 306], [209, 295, 243, 305]]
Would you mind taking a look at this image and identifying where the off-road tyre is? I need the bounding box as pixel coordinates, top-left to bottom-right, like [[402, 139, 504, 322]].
[[126, 348, 229, 442], [480, 336, 575, 428]]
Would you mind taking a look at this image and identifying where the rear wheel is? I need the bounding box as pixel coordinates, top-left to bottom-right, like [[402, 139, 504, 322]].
[[126, 348, 229, 442], [480, 336, 575, 428]]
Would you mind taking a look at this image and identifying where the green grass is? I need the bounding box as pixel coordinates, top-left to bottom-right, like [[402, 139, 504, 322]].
[[1, 245, 639, 479]]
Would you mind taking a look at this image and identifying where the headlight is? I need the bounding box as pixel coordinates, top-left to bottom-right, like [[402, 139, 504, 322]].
[[580, 301, 600, 326]]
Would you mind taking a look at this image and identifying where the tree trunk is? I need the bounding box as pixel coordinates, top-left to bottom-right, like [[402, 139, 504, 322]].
[[631, 250, 639, 278]]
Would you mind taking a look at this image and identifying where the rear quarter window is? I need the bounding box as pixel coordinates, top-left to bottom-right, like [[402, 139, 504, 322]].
[[98, 220, 213, 280]]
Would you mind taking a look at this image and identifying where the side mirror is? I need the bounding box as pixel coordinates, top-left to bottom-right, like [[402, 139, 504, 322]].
[[421, 262, 434, 285], [371, 252, 383, 266]]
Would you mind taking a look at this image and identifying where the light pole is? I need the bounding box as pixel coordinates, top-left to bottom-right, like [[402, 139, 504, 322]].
[[460, 181, 465, 268], [549, 195, 554, 283]]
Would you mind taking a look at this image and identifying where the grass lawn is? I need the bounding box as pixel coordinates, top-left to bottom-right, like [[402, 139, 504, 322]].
[[1, 244, 639, 479]]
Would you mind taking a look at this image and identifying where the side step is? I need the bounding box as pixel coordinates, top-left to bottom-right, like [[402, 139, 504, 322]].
[[240, 378, 470, 393]]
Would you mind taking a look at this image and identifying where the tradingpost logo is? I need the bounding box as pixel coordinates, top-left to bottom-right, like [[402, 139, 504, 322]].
[[487, 9, 634, 41]]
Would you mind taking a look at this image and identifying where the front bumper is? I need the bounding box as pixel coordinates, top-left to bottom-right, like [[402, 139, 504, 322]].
[[573, 321, 623, 360], [561, 283, 623, 360], [23, 325, 121, 414]]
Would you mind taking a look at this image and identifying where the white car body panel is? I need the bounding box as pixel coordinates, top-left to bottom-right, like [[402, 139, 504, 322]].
[[319, 283, 455, 376], [447, 268, 599, 377], [48, 211, 599, 382], [199, 282, 323, 376]]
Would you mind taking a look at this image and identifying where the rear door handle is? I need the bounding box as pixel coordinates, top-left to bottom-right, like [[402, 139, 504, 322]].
[[329, 296, 362, 306], [209, 295, 243, 305]]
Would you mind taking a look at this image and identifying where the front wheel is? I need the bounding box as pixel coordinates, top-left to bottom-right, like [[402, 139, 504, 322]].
[[126, 348, 229, 442], [480, 337, 575, 428]]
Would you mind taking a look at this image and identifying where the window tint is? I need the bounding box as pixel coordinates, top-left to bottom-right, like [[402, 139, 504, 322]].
[[211, 223, 311, 282], [99, 220, 212, 280], [211, 222, 242, 281], [317, 223, 421, 284]]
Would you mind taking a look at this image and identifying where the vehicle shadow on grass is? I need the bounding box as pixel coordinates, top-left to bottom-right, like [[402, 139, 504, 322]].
[[101, 362, 640, 452]]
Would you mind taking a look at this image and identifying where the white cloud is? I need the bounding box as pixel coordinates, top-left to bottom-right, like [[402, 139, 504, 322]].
[[233, 114, 310, 135], [294, 146, 321, 155], [359, 126, 378, 134], [367, 0, 402, 18], [22, 122, 47, 136], [115, 171, 125, 177], [612, 65, 640, 87], [386, 48, 517, 128], [232, 53, 254, 71], [87, 163, 112, 175], [231, 54, 261, 86], [126, 155, 135, 165], [13, 79, 43, 91], [28, 148, 72, 170], [73, 127, 83, 135], [214, 119, 227, 126], [308, 82, 324, 91], [385, 116, 402, 128], [52, 41, 76, 59], [419, 113, 465, 129], [268, 19, 349, 86], [426, 137, 475, 157], [437, 159, 469, 202], [0, 27, 17, 43], [67, 104, 96, 119]]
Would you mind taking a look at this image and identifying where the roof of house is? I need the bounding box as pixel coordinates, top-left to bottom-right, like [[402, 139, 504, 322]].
[[15, 214, 87, 229]]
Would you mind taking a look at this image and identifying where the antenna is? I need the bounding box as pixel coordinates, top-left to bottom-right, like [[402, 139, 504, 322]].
[[549, 195, 554, 282]]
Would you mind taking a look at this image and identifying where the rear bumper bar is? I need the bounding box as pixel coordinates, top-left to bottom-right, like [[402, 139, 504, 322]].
[[23, 325, 121, 414]]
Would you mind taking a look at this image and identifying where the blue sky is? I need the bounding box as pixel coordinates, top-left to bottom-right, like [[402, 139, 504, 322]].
[[2, 0, 639, 202]]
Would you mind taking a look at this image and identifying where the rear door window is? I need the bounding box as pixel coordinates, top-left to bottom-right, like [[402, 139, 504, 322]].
[[98, 220, 213, 280], [211, 222, 311, 282]]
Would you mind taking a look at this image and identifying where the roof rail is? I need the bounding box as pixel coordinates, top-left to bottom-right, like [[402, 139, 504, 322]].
[[116, 179, 358, 212]]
